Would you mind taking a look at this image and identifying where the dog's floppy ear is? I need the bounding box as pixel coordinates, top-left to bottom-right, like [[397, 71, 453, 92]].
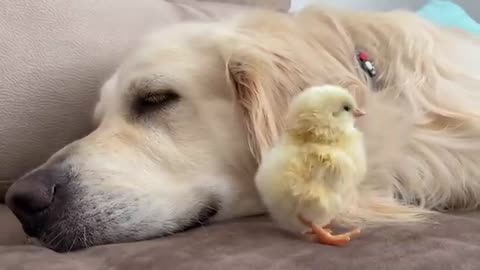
[[224, 36, 308, 162], [93, 73, 118, 126], [222, 21, 369, 162]]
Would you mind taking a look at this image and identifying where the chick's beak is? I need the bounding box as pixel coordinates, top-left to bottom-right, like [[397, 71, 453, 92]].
[[353, 108, 366, 118]]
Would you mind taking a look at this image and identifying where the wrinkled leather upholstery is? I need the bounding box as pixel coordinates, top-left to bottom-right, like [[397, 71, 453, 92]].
[[0, 0, 290, 202]]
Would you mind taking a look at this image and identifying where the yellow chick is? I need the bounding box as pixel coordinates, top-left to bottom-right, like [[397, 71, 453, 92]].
[[255, 85, 367, 246]]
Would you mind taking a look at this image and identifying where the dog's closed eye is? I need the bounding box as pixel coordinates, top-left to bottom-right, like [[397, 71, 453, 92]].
[[135, 90, 180, 115]]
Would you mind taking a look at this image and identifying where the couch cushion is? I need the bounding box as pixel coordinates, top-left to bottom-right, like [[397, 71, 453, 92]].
[[192, 0, 290, 10], [0, 205, 26, 245], [0, 0, 254, 202], [2, 214, 480, 269]]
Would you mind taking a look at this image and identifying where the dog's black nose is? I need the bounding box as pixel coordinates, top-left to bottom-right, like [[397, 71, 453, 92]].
[[5, 168, 68, 236], [7, 171, 56, 214]]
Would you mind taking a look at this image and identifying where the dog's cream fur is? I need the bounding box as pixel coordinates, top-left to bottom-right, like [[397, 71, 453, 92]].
[[25, 7, 480, 247]]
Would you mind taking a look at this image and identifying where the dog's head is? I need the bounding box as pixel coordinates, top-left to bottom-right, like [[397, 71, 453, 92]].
[[5, 16, 314, 251]]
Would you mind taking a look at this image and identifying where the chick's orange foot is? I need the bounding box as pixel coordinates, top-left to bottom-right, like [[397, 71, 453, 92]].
[[298, 215, 361, 246]]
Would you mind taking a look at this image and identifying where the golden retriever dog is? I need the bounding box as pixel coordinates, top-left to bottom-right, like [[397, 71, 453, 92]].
[[6, 6, 480, 252]]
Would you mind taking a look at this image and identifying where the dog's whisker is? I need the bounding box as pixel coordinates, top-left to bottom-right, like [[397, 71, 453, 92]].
[[67, 234, 78, 252], [51, 230, 66, 251], [82, 225, 88, 249]]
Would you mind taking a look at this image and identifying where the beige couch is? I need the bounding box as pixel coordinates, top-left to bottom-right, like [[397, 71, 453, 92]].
[[3, 1, 480, 270]]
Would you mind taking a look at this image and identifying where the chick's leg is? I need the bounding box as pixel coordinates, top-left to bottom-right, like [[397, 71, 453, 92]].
[[298, 215, 360, 246]]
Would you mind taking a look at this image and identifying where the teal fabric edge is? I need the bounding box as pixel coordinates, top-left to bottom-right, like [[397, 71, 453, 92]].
[[417, 0, 480, 35]]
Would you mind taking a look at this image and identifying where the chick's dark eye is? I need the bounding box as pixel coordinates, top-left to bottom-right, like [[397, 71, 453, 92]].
[[343, 105, 351, 112], [136, 90, 180, 114]]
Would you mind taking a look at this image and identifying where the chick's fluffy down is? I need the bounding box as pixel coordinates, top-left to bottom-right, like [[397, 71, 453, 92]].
[[256, 139, 362, 234], [255, 143, 305, 233]]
